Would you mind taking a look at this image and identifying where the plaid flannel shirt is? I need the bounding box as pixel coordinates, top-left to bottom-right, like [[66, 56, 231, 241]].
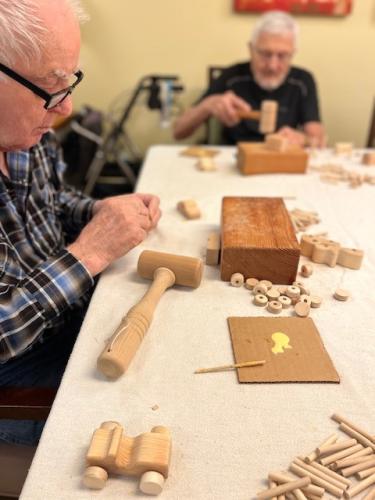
[[0, 131, 95, 363]]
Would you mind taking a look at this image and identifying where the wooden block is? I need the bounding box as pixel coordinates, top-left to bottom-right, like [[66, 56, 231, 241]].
[[196, 157, 217, 171], [206, 232, 221, 265], [362, 152, 375, 165], [337, 247, 364, 270], [335, 142, 353, 155], [265, 133, 288, 152], [180, 146, 219, 158], [220, 197, 300, 284], [237, 142, 309, 175], [177, 199, 201, 219]]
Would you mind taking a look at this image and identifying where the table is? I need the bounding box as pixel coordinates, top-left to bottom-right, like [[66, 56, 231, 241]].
[[21, 146, 375, 499]]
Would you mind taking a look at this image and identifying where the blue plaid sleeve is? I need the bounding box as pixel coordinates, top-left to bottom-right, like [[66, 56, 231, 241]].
[[0, 249, 94, 362]]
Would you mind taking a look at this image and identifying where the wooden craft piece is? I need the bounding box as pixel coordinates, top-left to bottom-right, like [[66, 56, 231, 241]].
[[206, 232, 221, 266], [300, 263, 313, 277], [295, 301, 310, 317], [362, 152, 375, 165], [230, 272, 244, 287], [289, 462, 345, 497], [254, 294, 268, 306], [266, 288, 280, 300], [267, 300, 282, 314], [220, 197, 300, 284], [196, 156, 217, 171], [237, 142, 309, 176], [195, 359, 265, 374], [335, 143, 353, 155], [311, 240, 340, 267], [237, 100, 278, 134], [227, 317, 340, 383], [177, 199, 201, 219], [259, 280, 273, 290], [180, 146, 219, 158], [304, 433, 338, 464], [310, 296, 322, 308], [331, 414, 375, 445], [293, 281, 310, 296], [334, 289, 350, 301], [83, 422, 172, 495], [265, 133, 288, 152], [337, 248, 364, 270], [286, 286, 300, 299], [97, 250, 203, 379], [257, 477, 311, 499], [300, 235, 327, 258], [298, 295, 312, 306], [278, 295, 292, 308], [245, 277, 259, 290], [254, 283, 268, 295]]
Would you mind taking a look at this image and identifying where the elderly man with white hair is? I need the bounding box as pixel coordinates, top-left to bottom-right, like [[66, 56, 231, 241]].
[[0, 0, 161, 448], [174, 11, 325, 147]]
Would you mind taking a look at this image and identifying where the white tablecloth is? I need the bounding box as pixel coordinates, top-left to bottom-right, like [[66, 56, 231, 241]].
[[21, 146, 375, 499]]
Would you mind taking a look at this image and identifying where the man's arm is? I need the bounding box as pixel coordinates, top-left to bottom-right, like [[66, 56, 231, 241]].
[[277, 122, 326, 147], [173, 91, 251, 140]]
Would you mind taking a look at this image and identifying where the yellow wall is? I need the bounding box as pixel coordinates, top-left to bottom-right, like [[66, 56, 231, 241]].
[[75, 0, 375, 154]]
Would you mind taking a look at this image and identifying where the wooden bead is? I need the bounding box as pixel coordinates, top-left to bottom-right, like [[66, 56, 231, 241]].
[[293, 281, 310, 296], [258, 280, 273, 290], [254, 294, 268, 306], [139, 471, 165, 495], [266, 287, 280, 300], [253, 283, 268, 295], [278, 285, 288, 295], [299, 294, 312, 306], [245, 277, 259, 290], [334, 289, 350, 301], [230, 273, 244, 287], [278, 295, 292, 308], [300, 263, 313, 277], [83, 466, 108, 490], [267, 300, 282, 314], [286, 285, 300, 299], [310, 295, 323, 308], [295, 301, 310, 317]]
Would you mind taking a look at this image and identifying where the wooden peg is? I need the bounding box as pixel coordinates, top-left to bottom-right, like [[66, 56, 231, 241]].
[[206, 232, 221, 266], [84, 422, 172, 495], [265, 133, 288, 152], [177, 199, 201, 219]]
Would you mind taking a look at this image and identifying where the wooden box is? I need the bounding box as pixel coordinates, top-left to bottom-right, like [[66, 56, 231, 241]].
[[237, 142, 309, 175], [220, 197, 300, 284]]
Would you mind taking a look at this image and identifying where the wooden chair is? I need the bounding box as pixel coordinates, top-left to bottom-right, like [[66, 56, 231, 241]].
[[366, 97, 375, 147], [0, 388, 56, 498]]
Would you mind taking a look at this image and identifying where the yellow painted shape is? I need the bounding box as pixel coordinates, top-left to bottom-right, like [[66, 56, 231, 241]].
[[271, 332, 292, 354]]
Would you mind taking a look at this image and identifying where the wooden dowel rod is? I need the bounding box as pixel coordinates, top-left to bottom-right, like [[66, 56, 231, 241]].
[[320, 444, 363, 466], [268, 472, 324, 497], [257, 477, 311, 499], [363, 488, 375, 500], [294, 458, 348, 490], [194, 359, 265, 374], [334, 449, 374, 469], [310, 461, 351, 487], [289, 463, 344, 498], [344, 472, 375, 498], [341, 458, 375, 477], [331, 414, 374, 444], [357, 467, 375, 480], [317, 438, 357, 457], [304, 433, 338, 464], [339, 423, 375, 451]]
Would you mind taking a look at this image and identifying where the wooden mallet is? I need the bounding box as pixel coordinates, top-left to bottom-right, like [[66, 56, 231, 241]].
[[237, 100, 278, 134], [97, 250, 203, 380]]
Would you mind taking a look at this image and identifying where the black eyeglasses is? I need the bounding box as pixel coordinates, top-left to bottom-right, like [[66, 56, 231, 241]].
[[0, 62, 84, 110]]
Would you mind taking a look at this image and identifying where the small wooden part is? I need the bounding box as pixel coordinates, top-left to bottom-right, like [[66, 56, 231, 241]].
[[268, 472, 324, 497], [254, 283, 269, 295], [289, 462, 344, 497], [320, 444, 363, 466], [257, 477, 311, 499], [344, 472, 375, 498], [337, 248, 364, 270], [254, 293, 268, 306], [245, 277, 259, 290], [317, 438, 357, 457], [358, 467, 375, 480], [278, 286, 288, 295], [230, 272, 244, 287], [304, 433, 338, 464], [84, 422, 171, 495], [265, 133, 288, 152], [310, 296, 322, 308], [286, 286, 300, 299], [331, 414, 375, 445], [362, 152, 375, 165], [341, 458, 375, 477], [293, 281, 310, 296], [311, 240, 340, 267], [309, 461, 351, 487], [334, 448, 374, 469], [237, 143, 308, 175], [294, 301, 310, 317], [298, 294, 312, 306], [335, 142, 353, 155], [259, 280, 273, 290], [180, 146, 219, 158], [194, 359, 265, 374], [206, 232, 221, 266], [300, 235, 327, 258], [267, 300, 282, 314], [196, 156, 217, 171], [333, 289, 350, 301], [220, 197, 300, 284], [338, 422, 375, 451], [266, 288, 281, 300], [177, 199, 201, 219], [293, 458, 348, 491], [278, 295, 292, 308], [300, 263, 313, 277], [362, 487, 375, 500]]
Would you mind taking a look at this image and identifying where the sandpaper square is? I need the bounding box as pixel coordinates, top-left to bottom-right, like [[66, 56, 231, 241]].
[[228, 317, 340, 383]]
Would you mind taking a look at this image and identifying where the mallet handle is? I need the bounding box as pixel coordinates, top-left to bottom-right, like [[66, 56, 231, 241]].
[[237, 110, 261, 120], [97, 268, 175, 379]]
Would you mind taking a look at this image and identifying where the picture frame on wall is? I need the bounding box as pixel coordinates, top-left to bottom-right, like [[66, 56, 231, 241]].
[[233, 0, 353, 16]]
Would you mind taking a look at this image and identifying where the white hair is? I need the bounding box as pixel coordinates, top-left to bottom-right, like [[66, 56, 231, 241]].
[[0, 0, 89, 69], [250, 10, 299, 48]]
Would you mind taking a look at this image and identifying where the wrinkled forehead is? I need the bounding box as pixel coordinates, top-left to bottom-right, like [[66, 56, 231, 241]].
[[253, 31, 295, 51]]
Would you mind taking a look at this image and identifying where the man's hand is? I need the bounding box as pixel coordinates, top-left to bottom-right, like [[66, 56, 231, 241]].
[[68, 193, 161, 276], [203, 91, 251, 127], [277, 126, 306, 147]]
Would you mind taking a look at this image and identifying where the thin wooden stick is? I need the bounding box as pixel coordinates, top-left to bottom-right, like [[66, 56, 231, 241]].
[[331, 414, 374, 444], [304, 433, 338, 464], [194, 359, 265, 374]]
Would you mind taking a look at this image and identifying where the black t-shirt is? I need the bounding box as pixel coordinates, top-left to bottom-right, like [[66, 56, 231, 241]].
[[200, 62, 321, 144]]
